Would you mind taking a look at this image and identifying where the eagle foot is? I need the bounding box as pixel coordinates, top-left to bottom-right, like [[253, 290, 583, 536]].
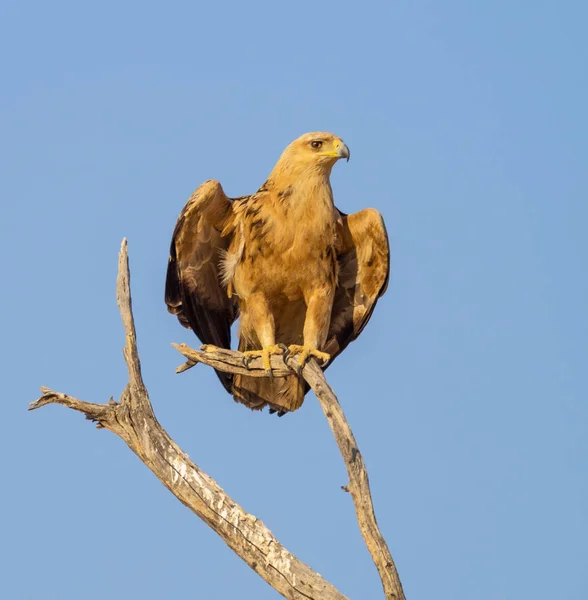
[[243, 345, 285, 375], [287, 345, 331, 373]]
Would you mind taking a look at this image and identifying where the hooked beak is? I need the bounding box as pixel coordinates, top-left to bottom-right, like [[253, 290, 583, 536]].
[[336, 142, 350, 162]]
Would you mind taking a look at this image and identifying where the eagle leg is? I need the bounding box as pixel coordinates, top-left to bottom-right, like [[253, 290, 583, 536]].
[[287, 345, 331, 373], [243, 344, 285, 376]]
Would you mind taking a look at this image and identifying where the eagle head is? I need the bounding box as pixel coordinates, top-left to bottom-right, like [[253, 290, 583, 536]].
[[277, 132, 350, 175]]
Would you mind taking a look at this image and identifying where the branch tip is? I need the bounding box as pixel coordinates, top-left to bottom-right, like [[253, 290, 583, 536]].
[[176, 360, 198, 374], [171, 343, 295, 378]]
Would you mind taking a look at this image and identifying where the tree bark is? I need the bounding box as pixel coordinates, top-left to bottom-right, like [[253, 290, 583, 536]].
[[29, 239, 405, 600]]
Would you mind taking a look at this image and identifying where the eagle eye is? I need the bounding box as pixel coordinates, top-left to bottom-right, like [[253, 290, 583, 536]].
[[310, 140, 323, 149]]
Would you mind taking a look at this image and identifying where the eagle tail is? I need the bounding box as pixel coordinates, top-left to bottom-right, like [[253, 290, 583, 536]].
[[232, 339, 306, 415]]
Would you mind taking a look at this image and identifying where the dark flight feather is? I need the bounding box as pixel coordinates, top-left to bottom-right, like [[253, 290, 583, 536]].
[[165, 180, 239, 392]]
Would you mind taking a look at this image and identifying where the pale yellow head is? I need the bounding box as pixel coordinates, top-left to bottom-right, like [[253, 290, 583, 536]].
[[273, 132, 350, 177]]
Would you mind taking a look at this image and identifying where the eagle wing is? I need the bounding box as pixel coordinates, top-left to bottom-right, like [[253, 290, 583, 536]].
[[324, 208, 390, 364], [165, 180, 239, 392]]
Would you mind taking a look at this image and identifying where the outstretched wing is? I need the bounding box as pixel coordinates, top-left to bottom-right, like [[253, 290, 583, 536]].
[[165, 180, 239, 392], [324, 208, 390, 364]]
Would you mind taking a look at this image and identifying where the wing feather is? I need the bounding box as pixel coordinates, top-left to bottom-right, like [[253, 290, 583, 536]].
[[324, 208, 390, 364], [165, 180, 239, 392]]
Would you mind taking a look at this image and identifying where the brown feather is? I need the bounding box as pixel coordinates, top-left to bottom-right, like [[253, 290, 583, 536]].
[[232, 335, 307, 413], [166, 133, 389, 414], [324, 208, 390, 362], [165, 180, 239, 392]]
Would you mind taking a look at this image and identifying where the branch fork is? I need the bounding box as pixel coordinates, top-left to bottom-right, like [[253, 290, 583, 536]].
[[28, 239, 405, 600]]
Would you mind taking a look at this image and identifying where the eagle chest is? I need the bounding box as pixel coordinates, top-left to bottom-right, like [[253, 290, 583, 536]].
[[235, 199, 338, 297]]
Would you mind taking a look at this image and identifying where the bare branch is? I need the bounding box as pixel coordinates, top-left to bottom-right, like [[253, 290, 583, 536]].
[[116, 238, 146, 397], [171, 347, 406, 600], [30, 240, 349, 600], [29, 387, 114, 427], [172, 343, 292, 377], [303, 362, 406, 600]]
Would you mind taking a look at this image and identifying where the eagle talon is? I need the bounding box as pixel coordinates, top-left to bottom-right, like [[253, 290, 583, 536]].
[[287, 345, 331, 372], [243, 345, 285, 375]]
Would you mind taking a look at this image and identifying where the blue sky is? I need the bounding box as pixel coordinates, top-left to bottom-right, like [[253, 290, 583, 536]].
[[2, 1, 586, 598]]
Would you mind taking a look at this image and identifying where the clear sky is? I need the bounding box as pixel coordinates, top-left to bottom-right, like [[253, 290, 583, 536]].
[[1, 1, 586, 598]]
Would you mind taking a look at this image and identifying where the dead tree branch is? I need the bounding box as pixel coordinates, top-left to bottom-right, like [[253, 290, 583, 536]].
[[173, 347, 405, 600], [29, 239, 405, 600]]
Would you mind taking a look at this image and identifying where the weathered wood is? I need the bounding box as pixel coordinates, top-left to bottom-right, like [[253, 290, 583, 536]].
[[30, 386, 344, 600], [29, 240, 347, 600], [172, 342, 293, 377], [173, 349, 406, 600], [29, 239, 405, 599], [302, 362, 405, 600]]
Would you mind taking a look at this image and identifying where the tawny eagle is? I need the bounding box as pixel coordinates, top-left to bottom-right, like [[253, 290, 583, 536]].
[[165, 132, 389, 415]]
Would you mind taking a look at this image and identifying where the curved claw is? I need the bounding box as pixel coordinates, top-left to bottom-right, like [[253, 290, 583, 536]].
[[243, 345, 285, 376], [287, 345, 331, 373]]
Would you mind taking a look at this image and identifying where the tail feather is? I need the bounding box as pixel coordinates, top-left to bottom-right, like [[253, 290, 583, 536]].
[[232, 339, 306, 414]]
